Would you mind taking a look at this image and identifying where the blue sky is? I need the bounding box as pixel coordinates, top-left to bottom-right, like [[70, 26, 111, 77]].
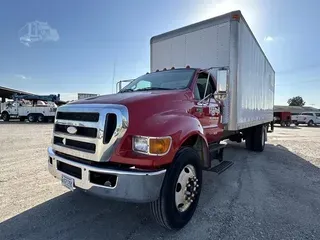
[[0, 0, 319, 107]]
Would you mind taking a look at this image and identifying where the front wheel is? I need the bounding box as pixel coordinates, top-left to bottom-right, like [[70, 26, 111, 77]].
[[150, 147, 202, 230], [1, 112, 10, 121], [308, 120, 314, 127]]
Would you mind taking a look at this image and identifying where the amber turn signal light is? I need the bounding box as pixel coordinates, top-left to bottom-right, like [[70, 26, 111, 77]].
[[149, 137, 171, 155]]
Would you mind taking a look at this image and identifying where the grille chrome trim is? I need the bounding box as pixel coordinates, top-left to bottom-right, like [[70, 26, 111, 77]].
[[55, 119, 98, 129], [54, 132, 97, 144], [52, 104, 129, 162]]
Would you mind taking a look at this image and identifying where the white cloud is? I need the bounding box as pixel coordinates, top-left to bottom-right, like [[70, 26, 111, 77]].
[[264, 36, 284, 43], [14, 74, 31, 80], [264, 36, 274, 41]]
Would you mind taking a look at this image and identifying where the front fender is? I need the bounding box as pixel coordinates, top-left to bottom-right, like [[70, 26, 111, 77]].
[[132, 111, 209, 166]]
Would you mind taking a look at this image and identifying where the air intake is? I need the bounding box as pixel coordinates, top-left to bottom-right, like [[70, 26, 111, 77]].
[[104, 113, 117, 144]]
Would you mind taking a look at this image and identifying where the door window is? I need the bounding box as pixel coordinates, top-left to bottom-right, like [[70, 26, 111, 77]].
[[194, 73, 216, 100]]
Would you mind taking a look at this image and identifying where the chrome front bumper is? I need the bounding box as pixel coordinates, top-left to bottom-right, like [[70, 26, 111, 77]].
[[47, 147, 166, 203]]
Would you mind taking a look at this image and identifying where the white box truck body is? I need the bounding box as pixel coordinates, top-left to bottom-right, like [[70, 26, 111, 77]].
[[150, 10, 275, 131]]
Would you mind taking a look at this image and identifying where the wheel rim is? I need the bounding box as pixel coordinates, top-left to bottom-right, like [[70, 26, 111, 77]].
[[29, 116, 34, 121], [39, 116, 43, 121], [175, 164, 199, 213]]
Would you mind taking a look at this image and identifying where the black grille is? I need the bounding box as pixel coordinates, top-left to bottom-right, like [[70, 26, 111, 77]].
[[54, 136, 96, 153], [56, 112, 99, 122], [57, 161, 82, 179], [54, 124, 97, 138], [104, 113, 117, 144]]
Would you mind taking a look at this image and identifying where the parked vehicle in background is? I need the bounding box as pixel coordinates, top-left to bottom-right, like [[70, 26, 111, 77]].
[[292, 112, 320, 126], [1, 94, 59, 122], [273, 111, 291, 127], [47, 11, 275, 230]]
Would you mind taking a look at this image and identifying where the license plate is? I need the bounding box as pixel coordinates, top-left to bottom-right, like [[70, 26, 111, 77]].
[[61, 174, 74, 191]]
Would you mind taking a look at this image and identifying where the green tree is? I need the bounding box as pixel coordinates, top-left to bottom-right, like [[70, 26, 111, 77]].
[[287, 96, 305, 106]]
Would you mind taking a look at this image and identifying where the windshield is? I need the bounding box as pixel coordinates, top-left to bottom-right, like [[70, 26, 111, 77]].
[[119, 69, 195, 92]]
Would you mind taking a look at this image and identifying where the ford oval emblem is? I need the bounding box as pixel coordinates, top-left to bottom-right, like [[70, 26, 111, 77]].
[[67, 126, 77, 134]]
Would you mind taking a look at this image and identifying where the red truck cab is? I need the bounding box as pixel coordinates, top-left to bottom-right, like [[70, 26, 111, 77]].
[[48, 68, 231, 230]]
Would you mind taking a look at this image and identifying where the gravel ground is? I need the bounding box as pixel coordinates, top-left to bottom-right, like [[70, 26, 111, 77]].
[[1, 122, 320, 240]]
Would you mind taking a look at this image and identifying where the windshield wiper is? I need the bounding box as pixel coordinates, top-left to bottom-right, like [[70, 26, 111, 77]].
[[135, 87, 173, 91], [119, 89, 134, 93]]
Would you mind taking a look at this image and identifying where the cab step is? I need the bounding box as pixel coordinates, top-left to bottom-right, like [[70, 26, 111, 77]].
[[209, 142, 227, 162], [206, 161, 234, 174]]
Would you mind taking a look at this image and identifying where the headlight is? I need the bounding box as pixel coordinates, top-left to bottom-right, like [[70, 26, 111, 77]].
[[133, 136, 149, 153], [132, 136, 171, 155]]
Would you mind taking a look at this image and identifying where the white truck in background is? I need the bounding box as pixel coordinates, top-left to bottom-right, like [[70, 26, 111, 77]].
[[1, 94, 59, 122], [292, 112, 320, 126]]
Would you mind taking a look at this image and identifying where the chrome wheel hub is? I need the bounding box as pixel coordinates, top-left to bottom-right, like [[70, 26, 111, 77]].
[[175, 164, 199, 212]]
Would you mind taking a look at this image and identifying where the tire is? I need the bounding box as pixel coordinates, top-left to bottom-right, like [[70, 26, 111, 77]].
[[1, 112, 10, 121], [285, 121, 291, 127], [38, 114, 45, 123], [253, 125, 265, 152], [308, 120, 314, 127], [150, 147, 202, 230], [245, 125, 265, 152], [280, 121, 286, 127], [27, 114, 36, 123], [245, 129, 255, 150], [48, 117, 55, 123], [295, 123, 299, 126]]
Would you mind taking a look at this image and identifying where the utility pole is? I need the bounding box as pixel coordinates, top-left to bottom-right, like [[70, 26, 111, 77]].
[[112, 59, 116, 93]]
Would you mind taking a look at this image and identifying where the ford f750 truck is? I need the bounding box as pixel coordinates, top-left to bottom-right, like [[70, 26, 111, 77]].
[[47, 11, 275, 230]]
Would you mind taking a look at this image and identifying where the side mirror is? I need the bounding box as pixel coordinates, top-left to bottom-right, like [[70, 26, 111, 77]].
[[216, 69, 227, 92], [215, 69, 228, 100]]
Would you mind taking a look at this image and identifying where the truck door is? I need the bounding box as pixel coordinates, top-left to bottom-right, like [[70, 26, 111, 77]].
[[192, 72, 223, 143], [316, 113, 320, 124], [7, 102, 18, 116]]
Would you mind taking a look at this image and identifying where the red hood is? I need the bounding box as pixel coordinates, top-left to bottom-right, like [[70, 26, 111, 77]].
[[70, 89, 189, 106]]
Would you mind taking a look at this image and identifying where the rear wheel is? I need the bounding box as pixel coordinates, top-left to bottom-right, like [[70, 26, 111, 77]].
[[150, 147, 202, 230], [280, 121, 286, 127], [27, 114, 37, 123], [38, 114, 45, 123], [285, 121, 291, 127], [245, 125, 265, 152], [1, 112, 10, 121], [253, 125, 265, 152], [308, 120, 314, 127]]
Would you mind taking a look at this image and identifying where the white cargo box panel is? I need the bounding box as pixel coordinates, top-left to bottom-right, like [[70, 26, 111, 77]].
[[150, 11, 275, 131]]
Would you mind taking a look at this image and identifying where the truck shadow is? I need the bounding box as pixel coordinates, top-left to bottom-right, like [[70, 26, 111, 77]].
[[273, 125, 301, 129], [1, 144, 320, 240]]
